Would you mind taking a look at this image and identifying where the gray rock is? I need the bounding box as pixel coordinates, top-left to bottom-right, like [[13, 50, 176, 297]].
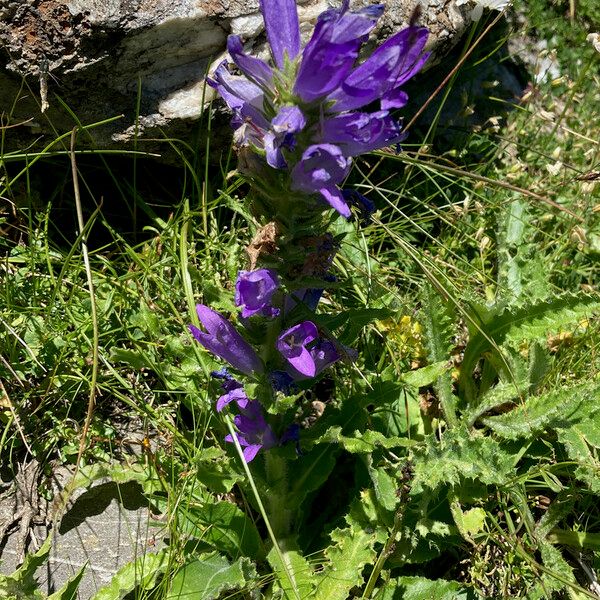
[[0, 476, 163, 599], [0, 0, 472, 161]]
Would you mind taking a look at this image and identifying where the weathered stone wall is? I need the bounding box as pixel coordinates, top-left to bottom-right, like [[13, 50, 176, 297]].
[[0, 0, 472, 159]]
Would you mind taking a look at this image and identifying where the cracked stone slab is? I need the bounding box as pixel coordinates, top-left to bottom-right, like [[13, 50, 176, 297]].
[[0, 477, 164, 599]]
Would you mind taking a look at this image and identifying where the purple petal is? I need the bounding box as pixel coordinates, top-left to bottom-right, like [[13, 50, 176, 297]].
[[277, 321, 319, 377], [380, 88, 409, 110], [235, 269, 280, 318], [294, 4, 383, 102], [227, 36, 274, 88], [288, 346, 316, 377], [291, 144, 351, 197], [260, 0, 300, 69], [207, 61, 270, 144], [318, 111, 406, 156], [216, 387, 249, 412], [310, 339, 340, 374], [327, 27, 429, 112], [242, 444, 263, 462], [190, 305, 264, 375], [319, 186, 351, 218], [265, 105, 306, 169]]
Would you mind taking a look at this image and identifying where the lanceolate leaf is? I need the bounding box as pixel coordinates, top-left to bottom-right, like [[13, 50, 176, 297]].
[[460, 293, 600, 400], [482, 380, 600, 439], [411, 427, 517, 494]]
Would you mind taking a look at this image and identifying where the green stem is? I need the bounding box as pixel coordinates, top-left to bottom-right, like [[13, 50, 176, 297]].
[[225, 417, 300, 600], [264, 450, 292, 539]]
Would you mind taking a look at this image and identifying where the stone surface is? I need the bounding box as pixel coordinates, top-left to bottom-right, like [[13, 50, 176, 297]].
[[0, 0, 473, 161], [0, 476, 163, 599]]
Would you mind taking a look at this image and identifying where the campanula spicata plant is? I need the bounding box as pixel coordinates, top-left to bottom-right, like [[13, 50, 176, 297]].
[[190, 0, 430, 582]]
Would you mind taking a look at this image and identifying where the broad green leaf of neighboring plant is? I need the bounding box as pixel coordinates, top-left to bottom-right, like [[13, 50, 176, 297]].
[[178, 500, 264, 560], [267, 540, 315, 600], [91, 549, 170, 600], [374, 576, 478, 599], [0, 533, 53, 599], [166, 552, 256, 600], [47, 565, 86, 600], [313, 522, 378, 600]]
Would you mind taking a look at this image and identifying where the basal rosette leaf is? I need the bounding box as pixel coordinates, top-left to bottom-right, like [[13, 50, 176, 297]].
[[166, 552, 257, 600], [373, 576, 479, 599], [314, 522, 378, 600]]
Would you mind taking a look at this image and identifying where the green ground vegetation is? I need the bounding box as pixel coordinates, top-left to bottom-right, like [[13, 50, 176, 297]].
[[0, 1, 599, 598]]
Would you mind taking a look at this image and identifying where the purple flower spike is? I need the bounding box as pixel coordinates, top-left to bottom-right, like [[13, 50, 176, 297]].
[[265, 106, 307, 169], [235, 269, 280, 318], [319, 110, 407, 156], [216, 386, 249, 412], [189, 305, 264, 376], [310, 339, 340, 374], [291, 144, 352, 217], [294, 3, 384, 102], [227, 36, 274, 89], [224, 400, 278, 462], [207, 62, 267, 126], [327, 26, 430, 112], [277, 321, 319, 377], [260, 0, 300, 69]]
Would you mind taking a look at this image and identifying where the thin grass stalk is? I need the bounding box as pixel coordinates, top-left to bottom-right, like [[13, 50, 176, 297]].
[[69, 127, 99, 472]]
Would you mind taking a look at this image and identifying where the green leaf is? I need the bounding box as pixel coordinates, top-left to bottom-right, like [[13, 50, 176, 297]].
[[450, 499, 487, 541], [558, 424, 600, 492], [313, 426, 416, 453], [366, 457, 398, 512], [482, 380, 600, 440], [167, 552, 255, 600], [314, 523, 378, 600], [91, 549, 170, 600], [401, 361, 449, 388], [411, 427, 517, 494], [420, 286, 458, 426], [267, 540, 315, 600], [109, 347, 154, 370], [460, 293, 600, 400], [47, 565, 86, 600], [0, 534, 53, 599], [375, 576, 478, 599], [179, 500, 264, 559]]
